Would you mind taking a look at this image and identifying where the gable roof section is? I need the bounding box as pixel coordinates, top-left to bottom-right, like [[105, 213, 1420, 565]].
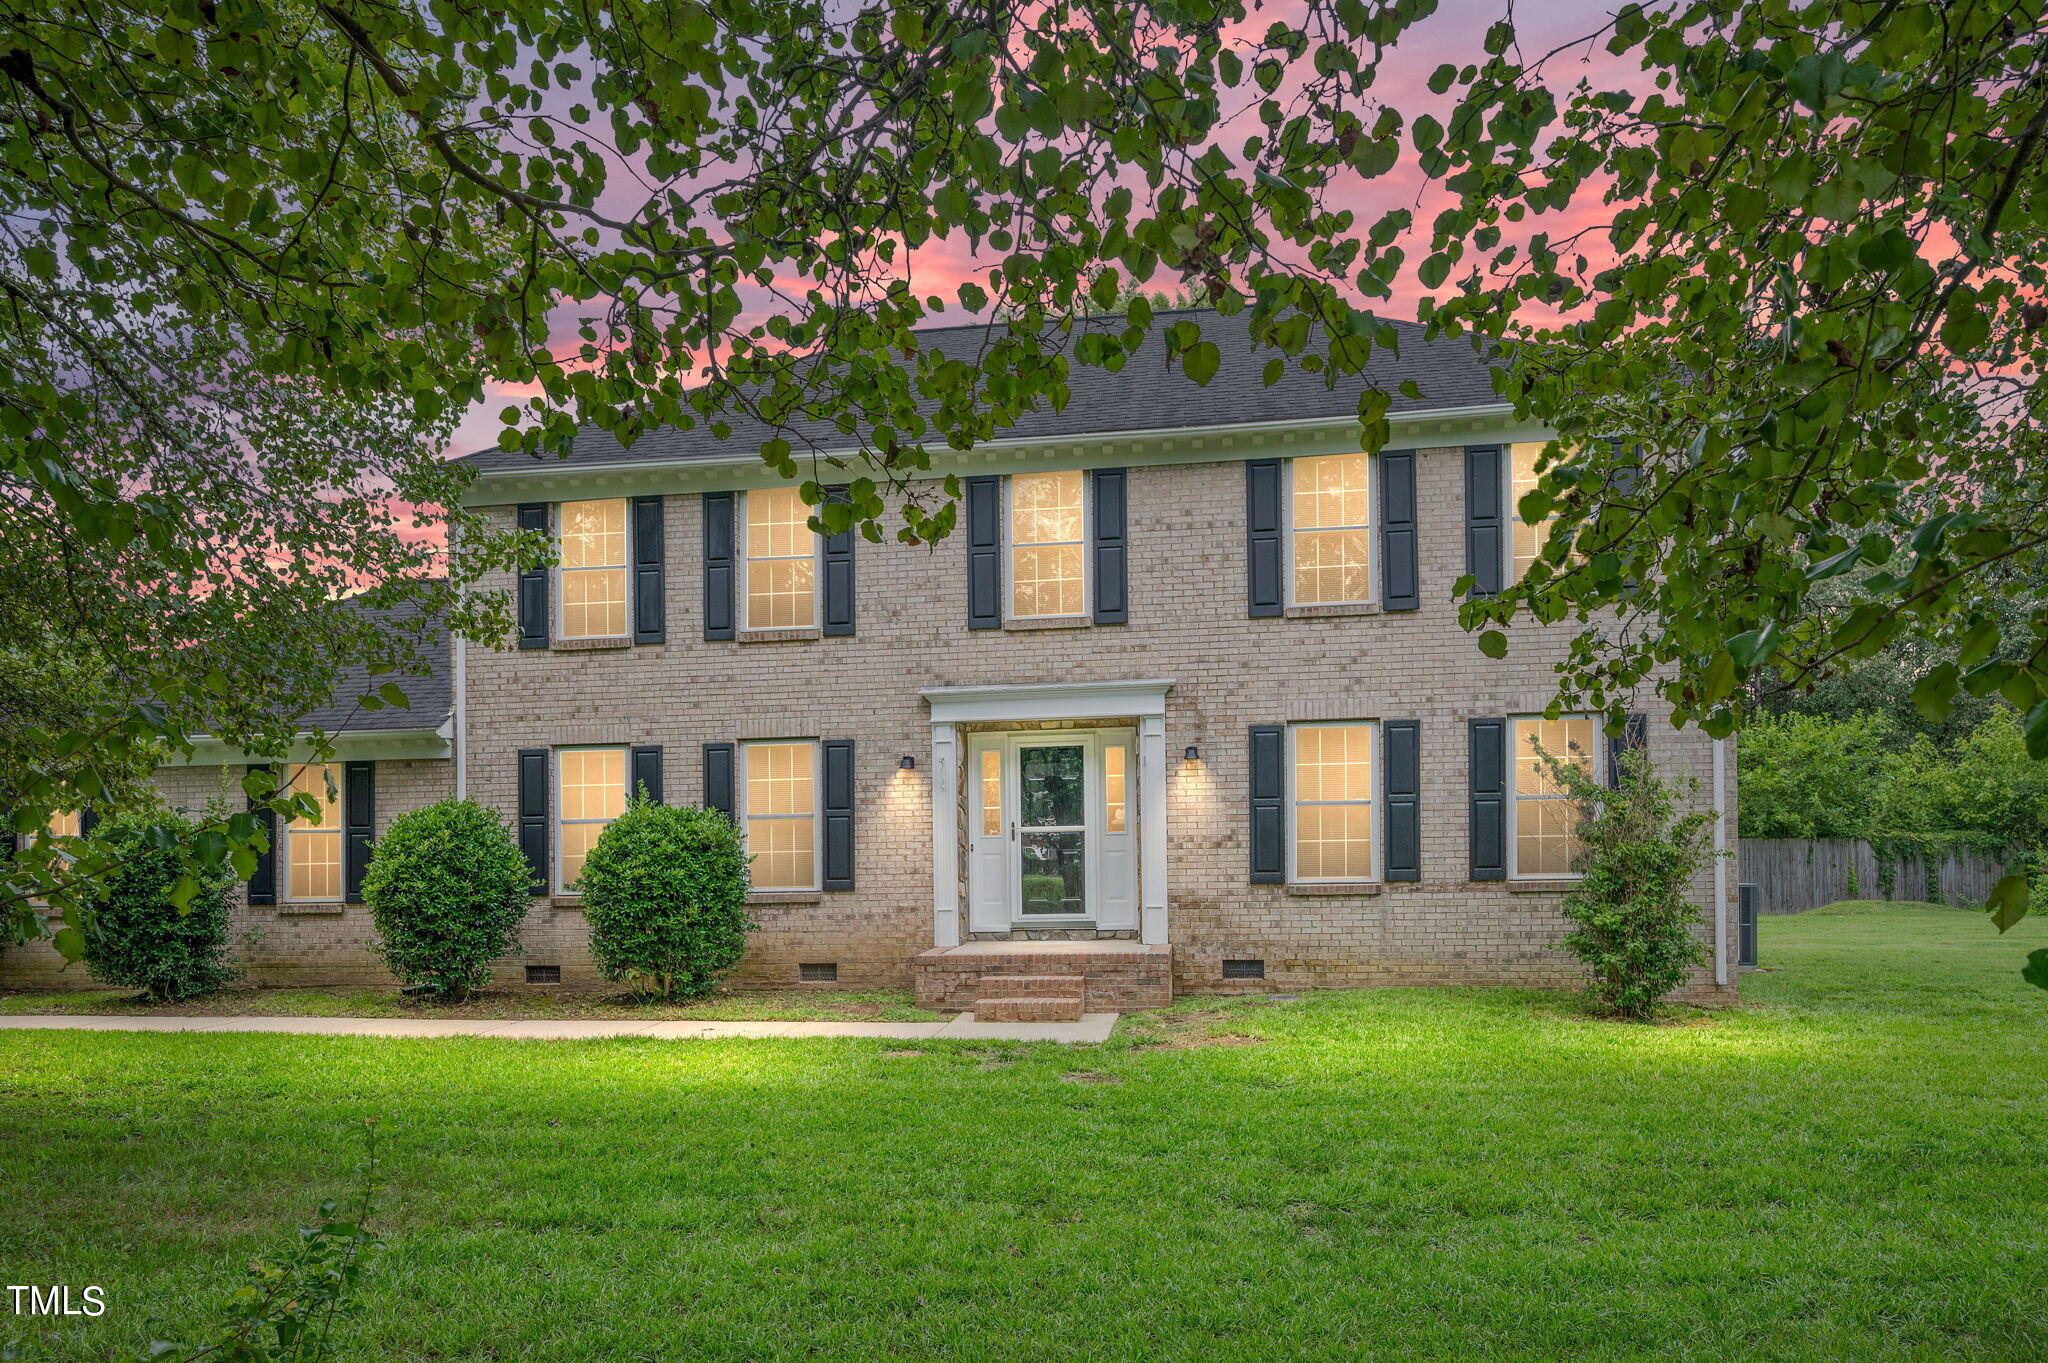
[[460, 309, 1505, 475], [295, 593, 452, 736]]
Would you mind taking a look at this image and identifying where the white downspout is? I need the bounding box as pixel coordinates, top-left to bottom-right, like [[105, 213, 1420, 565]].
[[1712, 737, 1728, 987], [450, 522, 468, 802]]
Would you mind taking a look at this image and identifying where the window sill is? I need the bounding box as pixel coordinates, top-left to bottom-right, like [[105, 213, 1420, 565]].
[[277, 902, 346, 916], [748, 890, 821, 905], [553, 636, 633, 652], [1284, 602, 1381, 620], [1286, 882, 1382, 896], [1506, 878, 1581, 893], [548, 895, 585, 910], [737, 626, 821, 644], [1003, 615, 1092, 631]]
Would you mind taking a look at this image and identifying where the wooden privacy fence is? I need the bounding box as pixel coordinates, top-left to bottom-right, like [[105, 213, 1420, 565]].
[[1739, 838, 2011, 915]]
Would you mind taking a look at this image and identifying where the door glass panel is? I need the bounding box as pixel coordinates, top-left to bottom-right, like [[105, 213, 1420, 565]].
[[1020, 830, 1085, 914], [978, 748, 1002, 837], [1104, 744, 1128, 834], [1018, 745, 1084, 828]]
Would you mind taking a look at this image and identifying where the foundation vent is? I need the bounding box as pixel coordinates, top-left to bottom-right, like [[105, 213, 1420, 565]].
[[1222, 958, 1266, 980], [525, 965, 562, 985], [799, 962, 839, 983]]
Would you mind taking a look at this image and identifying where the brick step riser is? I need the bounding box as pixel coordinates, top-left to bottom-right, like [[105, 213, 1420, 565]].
[[974, 997, 1085, 1023], [972, 974, 1085, 998]]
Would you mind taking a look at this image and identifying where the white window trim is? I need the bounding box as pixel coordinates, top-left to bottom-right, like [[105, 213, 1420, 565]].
[[1285, 720, 1381, 885], [739, 489, 822, 631], [1283, 454, 1377, 609], [739, 738, 822, 892], [1004, 470, 1090, 621], [554, 744, 627, 895], [1506, 714, 1601, 880], [283, 762, 344, 904], [554, 499, 630, 641]]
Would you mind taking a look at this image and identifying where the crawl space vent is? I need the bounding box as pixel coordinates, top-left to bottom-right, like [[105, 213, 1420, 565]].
[[525, 965, 562, 985], [799, 962, 839, 983], [1222, 959, 1266, 980]]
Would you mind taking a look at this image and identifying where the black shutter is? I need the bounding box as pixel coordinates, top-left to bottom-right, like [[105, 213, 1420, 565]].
[[703, 743, 736, 822], [822, 484, 856, 636], [1606, 711, 1648, 788], [632, 495, 666, 645], [1249, 724, 1285, 883], [1090, 467, 1128, 624], [965, 475, 1001, 629], [517, 503, 550, 649], [702, 491, 736, 640], [1464, 446, 1504, 597], [631, 745, 664, 805], [76, 806, 99, 839], [344, 761, 375, 903], [1468, 718, 1507, 881], [1379, 450, 1419, 611], [517, 748, 549, 893], [1246, 460, 1284, 617], [1384, 720, 1421, 882], [822, 739, 854, 891], [246, 763, 277, 905]]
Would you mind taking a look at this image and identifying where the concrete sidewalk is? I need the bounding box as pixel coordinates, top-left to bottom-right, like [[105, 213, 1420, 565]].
[[0, 1011, 1119, 1044]]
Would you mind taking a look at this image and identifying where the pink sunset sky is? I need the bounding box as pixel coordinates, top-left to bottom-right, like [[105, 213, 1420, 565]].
[[441, 0, 1633, 463]]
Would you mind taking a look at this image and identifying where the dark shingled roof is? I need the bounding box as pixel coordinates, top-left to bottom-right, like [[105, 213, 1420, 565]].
[[296, 594, 452, 735], [461, 308, 1505, 474]]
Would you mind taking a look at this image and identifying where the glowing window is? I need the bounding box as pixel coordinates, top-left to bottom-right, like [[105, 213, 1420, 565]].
[[557, 747, 626, 892], [1290, 454, 1372, 605], [979, 748, 1002, 838], [1291, 724, 1374, 881], [286, 763, 343, 902], [1512, 717, 1596, 877], [1104, 744, 1128, 835], [743, 741, 817, 891], [1009, 471, 1085, 618], [559, 499, 629, 638], [1510, 444, 1561, 582], [744, 487, 818, 629]]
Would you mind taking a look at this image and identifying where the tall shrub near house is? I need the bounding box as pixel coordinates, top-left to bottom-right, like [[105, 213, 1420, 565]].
[[361, 799, 532, 1001], [1544, 747, 1717, 1020], [79, 809, 238, 1001], [579, 802, 749, 999]]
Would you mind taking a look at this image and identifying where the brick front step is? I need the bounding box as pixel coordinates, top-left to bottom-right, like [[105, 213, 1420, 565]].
[[915, 942, 1173, 1013], [974, 995, 1085, 1023], [976, 973, 1085, 998]]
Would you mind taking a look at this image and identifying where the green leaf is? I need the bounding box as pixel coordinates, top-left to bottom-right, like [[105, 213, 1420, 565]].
[[1477, 629, 1508, 659], [378, 682, 411, 710], [1182, 341, 1220, 387], [1987, 873, 2030, 932], [1911, 664, 1958, 723], [2025, 698, 2048, 761], [1726, 622, 1781, 671], [2023, 949, 2048, 993], [1786, 52, 1847, 112]]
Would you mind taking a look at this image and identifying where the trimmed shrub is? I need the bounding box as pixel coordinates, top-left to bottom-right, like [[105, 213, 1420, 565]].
[[361, 799, 532, 1000], [579, 801, 750, 999], [1543, 746, 1716, 1019], [80, 809, 238, 1001]]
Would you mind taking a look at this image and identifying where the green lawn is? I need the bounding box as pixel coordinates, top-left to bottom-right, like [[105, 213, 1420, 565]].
[[3, 901, 2044, 1361], [0, 985, 942, 1023]]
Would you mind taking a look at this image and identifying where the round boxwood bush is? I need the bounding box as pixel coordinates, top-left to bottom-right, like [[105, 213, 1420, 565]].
[[80, 809, 238, 1001], [579, 801, 750, 999], [361, 798, 533, 1000]]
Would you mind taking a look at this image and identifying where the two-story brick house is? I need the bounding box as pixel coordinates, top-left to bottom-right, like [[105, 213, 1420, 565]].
[[1, 310, 1737, 1011]]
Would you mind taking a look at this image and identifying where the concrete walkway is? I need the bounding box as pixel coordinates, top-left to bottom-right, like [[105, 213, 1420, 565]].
[[0, 1011, 1120, 1044]]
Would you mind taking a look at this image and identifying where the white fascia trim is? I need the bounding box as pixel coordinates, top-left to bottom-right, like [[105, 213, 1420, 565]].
[[922, 679, 1175, 725], [171, 719, 455, 768], [463, 405, 1527, 503]]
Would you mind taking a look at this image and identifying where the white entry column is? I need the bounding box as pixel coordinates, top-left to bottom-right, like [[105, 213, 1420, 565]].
[[930, 721, 961, 948], [1138, 713, 1168, 945]]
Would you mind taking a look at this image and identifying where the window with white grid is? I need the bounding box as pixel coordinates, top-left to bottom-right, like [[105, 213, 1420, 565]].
[[556, 747, 626, 892], [286, 763, 343, 902], [742, 741, 817, 891], [1008, 471, 1085, 618], [1511, 716, 1596, 877], [744, 487, 818, 629], [1510, 444, 1561, 583], [1290, 453, 1373, 606], [558, 499, 629, 638], [1290, 723, 1375, 882]]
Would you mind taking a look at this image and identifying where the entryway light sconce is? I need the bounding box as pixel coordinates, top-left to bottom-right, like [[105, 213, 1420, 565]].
[[899, 755, 916, 770], [1183, 745, 1200, 762]]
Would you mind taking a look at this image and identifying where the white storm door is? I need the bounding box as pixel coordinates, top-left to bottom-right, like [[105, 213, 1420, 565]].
[[1013, 736, 1093, 920], [965, 735, 1012, 933]]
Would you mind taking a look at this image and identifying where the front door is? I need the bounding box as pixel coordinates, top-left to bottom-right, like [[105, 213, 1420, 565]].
[[965, 729, 1138, 932]]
